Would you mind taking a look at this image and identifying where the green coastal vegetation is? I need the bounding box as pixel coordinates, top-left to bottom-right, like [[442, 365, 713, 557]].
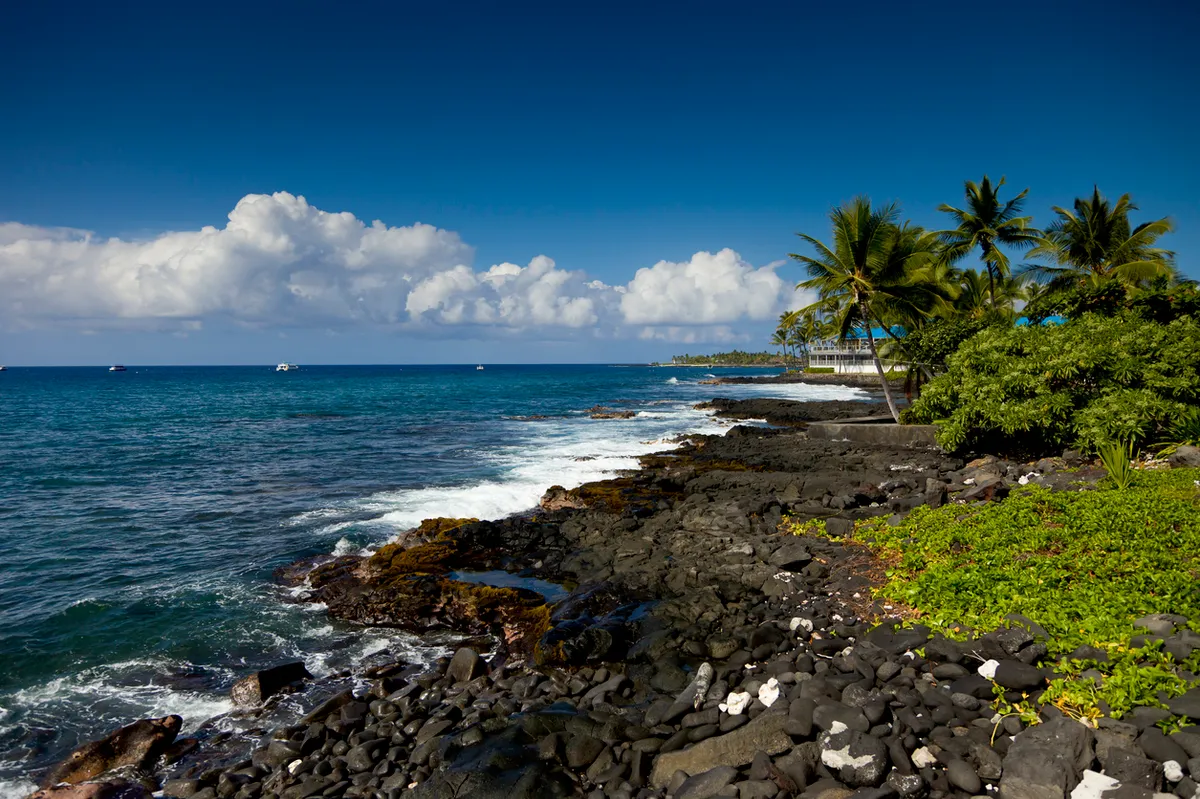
[[784, 176, 1200, 727], [662, 350, 788, 366], [785, 177, 1197, 447], [789, 467, 1200, 726]]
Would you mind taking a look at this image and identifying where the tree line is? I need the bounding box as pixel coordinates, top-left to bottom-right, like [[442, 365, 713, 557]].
[[786, 178, 1187, 423]]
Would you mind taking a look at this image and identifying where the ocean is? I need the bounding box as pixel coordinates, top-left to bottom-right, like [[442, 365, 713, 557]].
[[0, 364, 866, 795]]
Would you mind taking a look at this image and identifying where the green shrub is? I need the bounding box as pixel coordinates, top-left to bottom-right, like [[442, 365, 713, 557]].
[[1171, 407, 1200, 446], [899, 316, 998, 372], [1025, 277, 1200, 326], [804, 367, 835, 374], [791, 469, 1200, 720], [904, 313, 1200, 454]]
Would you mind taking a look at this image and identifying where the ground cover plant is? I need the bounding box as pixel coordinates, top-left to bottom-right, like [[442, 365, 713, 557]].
[[903, 312, 1200, 454], [790, 468, 1200, 724]]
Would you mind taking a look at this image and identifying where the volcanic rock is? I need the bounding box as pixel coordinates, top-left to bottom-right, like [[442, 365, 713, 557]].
[[230, 661, 312, 706], [41, 716, 182, 787]]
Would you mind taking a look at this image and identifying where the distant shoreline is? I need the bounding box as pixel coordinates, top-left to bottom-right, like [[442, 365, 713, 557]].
[[649, 363, 791, 368]]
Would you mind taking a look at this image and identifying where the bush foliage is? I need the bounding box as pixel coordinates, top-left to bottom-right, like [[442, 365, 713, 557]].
[[904, 313, 1200, 454], [793, 469, 1200, 721], [1025, 277, 1200, 326]]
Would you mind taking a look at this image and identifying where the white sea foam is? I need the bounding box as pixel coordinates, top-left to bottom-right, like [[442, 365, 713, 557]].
[[332, 537, 364, 556], [0, 777, 37, 799], [8, 660, 236, 737], [303, 383, 867, 553], [666, 377, 679, 384]]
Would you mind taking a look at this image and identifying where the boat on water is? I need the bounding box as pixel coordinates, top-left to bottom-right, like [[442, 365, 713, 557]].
[[0, 365, 7, 371], [108, 365, 127, 372], [276, 363, 299, 372], [476, 364, 485, 371]]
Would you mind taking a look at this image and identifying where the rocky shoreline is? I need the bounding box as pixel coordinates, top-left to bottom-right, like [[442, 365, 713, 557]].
[[703, 374, 904, 388], [29, 399, 1200, 799]]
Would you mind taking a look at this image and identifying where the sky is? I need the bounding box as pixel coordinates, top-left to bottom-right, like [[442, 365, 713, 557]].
[[0, 0, 1196, 366]]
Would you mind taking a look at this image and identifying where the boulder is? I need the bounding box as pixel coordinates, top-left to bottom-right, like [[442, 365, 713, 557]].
[[230, 661, 312, 706], [998, 715, 1094, 798], [649, 708, 791, 787], [41, 716, 182, 787], [445, 647, 484, 684], [818, 726, 889, 787], [1168, 445, 1200, 468], [769, 543, 812, 570], [1166, 688, 1200, 722], [674, 766, 738, 799], [540, 486, 586, 511]]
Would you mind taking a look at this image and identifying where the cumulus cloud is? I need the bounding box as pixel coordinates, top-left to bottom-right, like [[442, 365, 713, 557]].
[[0, 194, 803, 338], [0, 193, 471, 327], [406, 256, 602, 328], [620, 249, 788, 325]]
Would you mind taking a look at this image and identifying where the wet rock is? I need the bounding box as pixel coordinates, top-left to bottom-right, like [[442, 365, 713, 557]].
[[445, 648, 484, 685], [540, 485, 586, 511], [27, 781, 152, 799], [41, 716, 182, 787], [230, 662, 313, 706]]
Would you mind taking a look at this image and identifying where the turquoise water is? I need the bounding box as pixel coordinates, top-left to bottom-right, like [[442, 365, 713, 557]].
[[0, 364, 865, 792]]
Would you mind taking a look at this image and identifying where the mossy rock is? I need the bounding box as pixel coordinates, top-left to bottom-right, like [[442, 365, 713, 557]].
[[367, 517, 479, 575]]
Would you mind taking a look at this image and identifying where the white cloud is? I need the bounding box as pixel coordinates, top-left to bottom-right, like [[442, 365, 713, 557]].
[[637, 325, 746, 344], [620, 248, 789, 325], [0, 193, 472, 328], [0, 194, 803, 340], [406, 255, 603, 329]]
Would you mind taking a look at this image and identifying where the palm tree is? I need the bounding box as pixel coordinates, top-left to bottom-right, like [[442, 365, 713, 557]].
[[791, 310, 822, 369], [939, 176, 1041, 305], [949, 269, 1026, 321], [790, 197, 945, 422], [772, 310, 803, 363], [770, 324, 789, 363], [1023, 187, 1176, 289]]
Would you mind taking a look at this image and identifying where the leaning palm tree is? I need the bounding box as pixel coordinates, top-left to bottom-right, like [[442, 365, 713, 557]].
[[790, 197, 944, 422], [1023, 187, 1176, 289], [939, 176, 1041, 305]]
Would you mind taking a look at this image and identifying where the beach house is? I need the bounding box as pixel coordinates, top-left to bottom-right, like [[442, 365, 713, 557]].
[[807, 326, 907, 374]]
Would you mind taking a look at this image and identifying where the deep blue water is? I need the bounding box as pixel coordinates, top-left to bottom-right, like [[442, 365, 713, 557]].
[[0, 364, 865, 793]]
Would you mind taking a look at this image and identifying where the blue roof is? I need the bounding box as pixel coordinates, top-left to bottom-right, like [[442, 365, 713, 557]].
[[844, 325, 906, 340], [1016, 315, 1067, 326]]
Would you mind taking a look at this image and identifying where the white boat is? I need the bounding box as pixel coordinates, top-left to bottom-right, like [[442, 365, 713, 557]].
[[476, 364, 485, 371], [276, 363, 298, 372], [109, 365, 127, 372], [0, 365, 7, 371]]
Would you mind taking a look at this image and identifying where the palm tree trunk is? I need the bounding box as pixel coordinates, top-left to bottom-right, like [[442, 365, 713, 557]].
[[979, 240, 997, 307], [864, 318, 901, 422], [880, 325, 934, 382]]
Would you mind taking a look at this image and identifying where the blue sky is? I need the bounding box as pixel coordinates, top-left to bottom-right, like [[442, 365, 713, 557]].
[[1, 0, 1196, 365]]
